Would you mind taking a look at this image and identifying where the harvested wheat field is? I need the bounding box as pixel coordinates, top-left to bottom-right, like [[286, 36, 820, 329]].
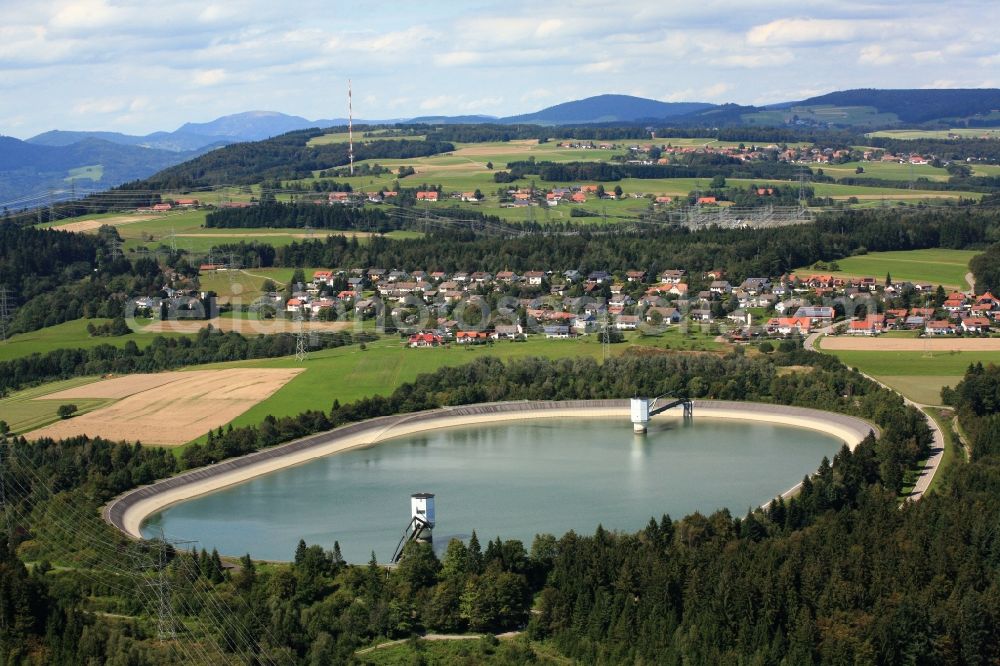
[[821, 337, 1000, 351], [54, 214, 159, 233], [28, 368, 303, 445], [141, 317, 352, 334]]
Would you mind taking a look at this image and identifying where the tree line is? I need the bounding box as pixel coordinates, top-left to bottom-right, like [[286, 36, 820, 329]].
[[209, 208, 1000, 287], [943, 362, 1000, 460], [0, 327, 377, 396]]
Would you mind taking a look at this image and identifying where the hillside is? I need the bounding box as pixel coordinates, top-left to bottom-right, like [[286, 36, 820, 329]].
[[783, 88, 1000, 124], [500, 94, 714, 124], [134, 130, 455, 189], [28, 129, 230, 153], [0, 136, 211, 208]]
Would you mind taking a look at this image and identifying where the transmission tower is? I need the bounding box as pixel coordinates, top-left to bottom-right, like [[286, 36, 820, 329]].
[[348, 79, 355, 176], [295, 330, 309, 362], [0, 285, 14, 343], [130, 531, 196, 643], [108, 237, 124, 262], [227, 252, 241, 285], [602, 310, 610, 362]]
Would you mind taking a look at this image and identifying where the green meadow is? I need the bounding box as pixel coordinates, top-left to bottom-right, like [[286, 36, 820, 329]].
[[868, 128, 1000, 140], [824, 349, 1000, 405], [0, 376, 108, 435], [795, 248, 976, 289], [0, 318, 190, 363], [819, 161, 951, 183], [185, 328, 723, 439]]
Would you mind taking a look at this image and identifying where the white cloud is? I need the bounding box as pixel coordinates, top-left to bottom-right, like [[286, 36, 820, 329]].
[[193, 69, 227, 86], [434, 51, 482, 67], [858, 45, 898, 66], [747, 18, 867, 46], [713, 50, 794, 68], [578, 60, 623, 74]]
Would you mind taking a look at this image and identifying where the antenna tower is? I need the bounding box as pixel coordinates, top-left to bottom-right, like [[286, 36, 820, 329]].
[[348, 79, 355, 176]]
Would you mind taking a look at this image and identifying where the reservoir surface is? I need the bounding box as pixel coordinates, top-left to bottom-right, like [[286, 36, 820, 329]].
[[141, 417, 844, 562]]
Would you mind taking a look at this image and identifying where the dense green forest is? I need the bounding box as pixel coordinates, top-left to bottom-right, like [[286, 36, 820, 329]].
[[0, 223, 188, 334], [1, 345, 952, 664], [944, 362, 1000, 460], [969, 241, 1000, 293], [211, 208, 1000, 282]]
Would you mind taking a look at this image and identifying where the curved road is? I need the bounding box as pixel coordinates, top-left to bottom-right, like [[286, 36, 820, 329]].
[[805, 325, 945, 500]]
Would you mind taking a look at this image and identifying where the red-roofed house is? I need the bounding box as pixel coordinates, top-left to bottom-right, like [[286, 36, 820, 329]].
[[408, 332, 442, 348], [416, 191, 439, 202], [765, 317, 811, 336], [961, 317, 991, 333]]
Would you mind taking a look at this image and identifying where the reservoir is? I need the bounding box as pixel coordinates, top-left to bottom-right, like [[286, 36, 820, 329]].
[[141, 417, 845, 562]]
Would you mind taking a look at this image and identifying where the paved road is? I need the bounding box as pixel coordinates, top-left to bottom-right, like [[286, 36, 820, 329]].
[[804, 323, 945, 500]]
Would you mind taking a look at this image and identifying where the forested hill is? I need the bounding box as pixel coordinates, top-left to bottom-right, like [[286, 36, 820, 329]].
[[787, 88, 1000, 123], [133, 130, 454, 190], [500, 94, 714, 124], [0, 136, 206, 206]]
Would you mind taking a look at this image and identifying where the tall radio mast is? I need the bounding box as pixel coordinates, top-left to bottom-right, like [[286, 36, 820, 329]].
[[348, 79, 354, 176]]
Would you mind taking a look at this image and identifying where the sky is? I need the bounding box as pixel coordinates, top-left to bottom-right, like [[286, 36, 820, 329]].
[[2, 0, 999, 139]]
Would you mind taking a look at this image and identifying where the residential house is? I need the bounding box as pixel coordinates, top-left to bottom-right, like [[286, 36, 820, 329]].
[[765, 316, 811, 336], [962, 317, 991, 333], [524, 271, 545, 286], [925, 320, 955, 335], [709, 280, 733, 294], [626, 270, 647, 282], [544, 325, 572, 339], [660, 269, 686, 284], [491, 324, 524, 340], [408, 332, 442, 348]]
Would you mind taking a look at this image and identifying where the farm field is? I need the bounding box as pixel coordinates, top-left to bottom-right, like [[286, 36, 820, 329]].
[[24, 368, 303, 445], [0, 318, 189, 362], [794, 248, 976, 289], [820, 336, 1000, 352], [189, 329, 724, 438], [819, 161, 951, 182], [140, 316, 352, 334], [0, 376, 107, 435], [823, 348, 1000, 404], [744, 105, 899, 127], [868, 128, 1000, 140], [49, 207, 420, 255]]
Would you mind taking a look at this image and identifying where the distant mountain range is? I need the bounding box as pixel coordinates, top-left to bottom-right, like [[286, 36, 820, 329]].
[[5, 89, 1000, 210]]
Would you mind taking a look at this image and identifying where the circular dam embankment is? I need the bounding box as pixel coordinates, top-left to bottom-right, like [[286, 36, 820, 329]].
[[105, 399, 877, 560]]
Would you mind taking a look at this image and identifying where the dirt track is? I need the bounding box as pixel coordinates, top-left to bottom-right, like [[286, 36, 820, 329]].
[[28, 368, 303, 445], [820, 337, 1000, 351], [176, 231, 375, 239]]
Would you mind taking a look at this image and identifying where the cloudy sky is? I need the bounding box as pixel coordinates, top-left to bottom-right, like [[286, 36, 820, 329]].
[[2, 0, 999, 138]]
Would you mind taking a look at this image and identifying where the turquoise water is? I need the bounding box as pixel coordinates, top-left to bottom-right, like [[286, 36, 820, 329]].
[[142, 417, 843, 562]]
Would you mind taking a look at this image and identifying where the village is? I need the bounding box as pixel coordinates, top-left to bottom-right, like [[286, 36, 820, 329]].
[[184, 263, 1000, 347]]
